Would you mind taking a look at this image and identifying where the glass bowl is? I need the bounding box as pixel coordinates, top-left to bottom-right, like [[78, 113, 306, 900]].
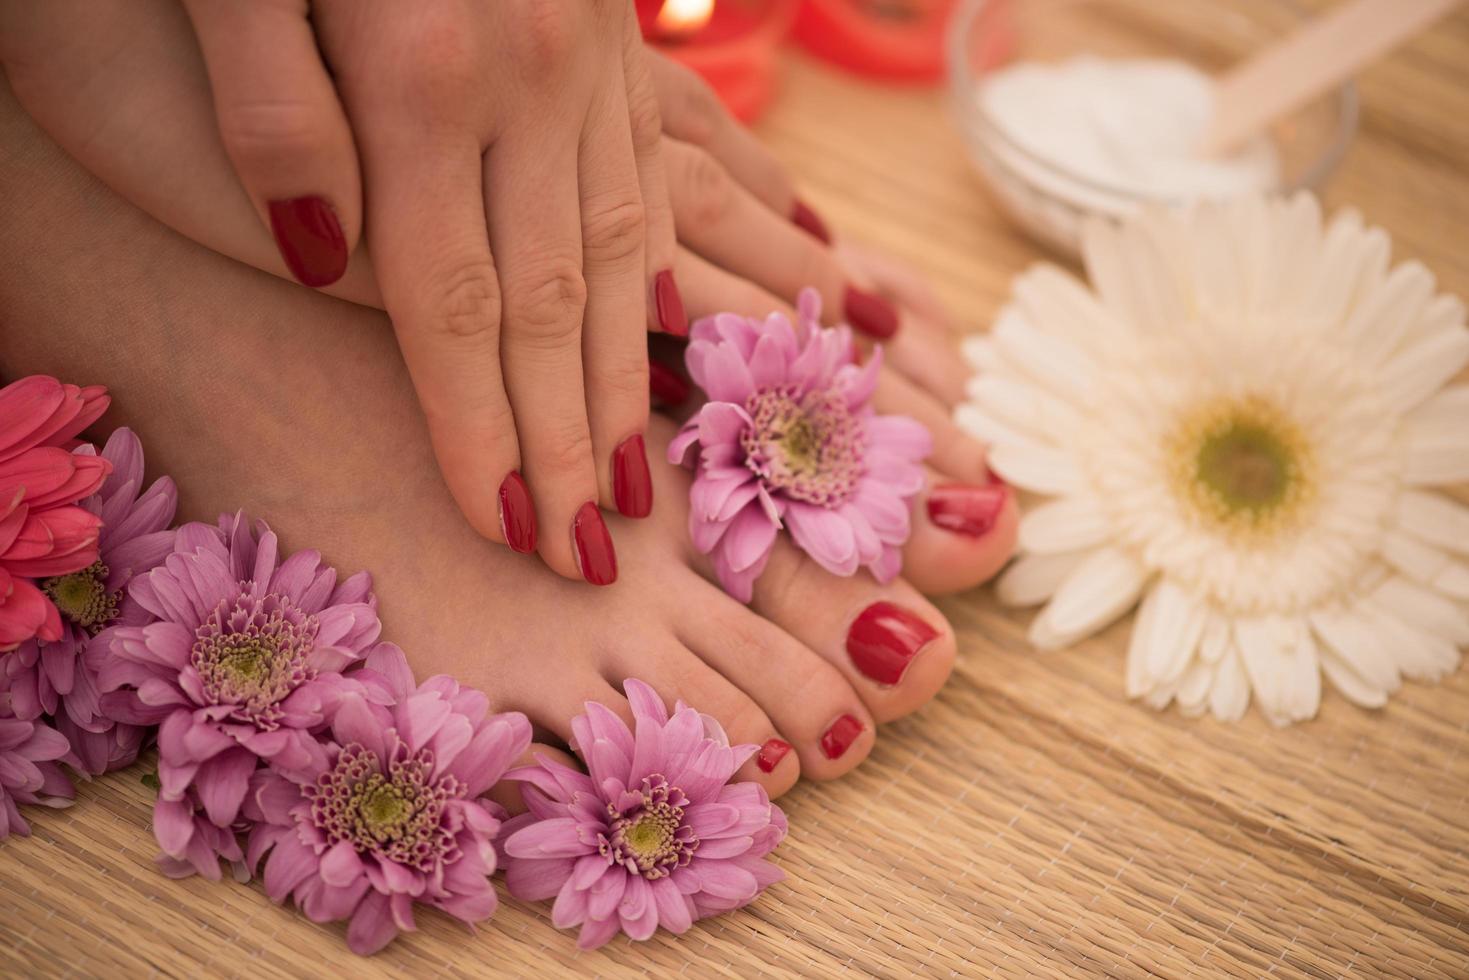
[[946, 0, 1358, 256]]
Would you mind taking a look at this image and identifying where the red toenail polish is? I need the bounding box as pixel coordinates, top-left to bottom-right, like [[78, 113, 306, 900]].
[[612, 434, 653, 519], [498, 470, 537, 554], [791, 199, 832, 244], [847, 602, 941, 686], [649, 360, 690, 407], [843, 285, 899, 339], [572, 501, 618, 586], [927, 483, 1008, 538], [820, 715, 864, 759], [756, 738, 792, 773], [653, 269, 688, 338], [267, 196, 347, 288]]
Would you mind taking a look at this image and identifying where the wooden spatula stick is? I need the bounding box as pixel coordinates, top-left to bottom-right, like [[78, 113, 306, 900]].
[[1201, 0, 1463, 155]]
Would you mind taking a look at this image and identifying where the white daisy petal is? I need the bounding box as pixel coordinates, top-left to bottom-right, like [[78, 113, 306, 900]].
[[960, 334, 1000, 373], [1175, 658, 1215, 715], [1139, 580, 1207, 690], [1018, 497, 1112, 555], [953, 404, 1034, 450], [1208, 648, 1250, 722], [1030, 547, 1148, 651], [991, 308, 1097, 399], [1319, 649, 1389, 709], [996, 551, 1087, 607], [1376, 325, 1469, 415], [1344, 260, 1435, 361], [985, 441, 1085, 496], [1308, 609, 1401, 694], [1394, 491, 1469, 555], [1367, 577, 1469, 646]]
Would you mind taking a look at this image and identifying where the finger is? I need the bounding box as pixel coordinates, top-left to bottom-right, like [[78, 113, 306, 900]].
[[662, 136, 899, 339], [349, 108, 529, 554], [622, 12, 686, 338], [489, 125, 614, 584], [883, 314, 972, 408], [646, 48, 832, 243], [181, 0, 359, 287], [673, 245, 793, 321], [579, 76, 653, 520]]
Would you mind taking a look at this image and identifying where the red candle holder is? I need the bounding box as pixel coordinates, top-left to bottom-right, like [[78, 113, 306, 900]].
[[642, 0, 800, 123], [793, 0, 959, 83]]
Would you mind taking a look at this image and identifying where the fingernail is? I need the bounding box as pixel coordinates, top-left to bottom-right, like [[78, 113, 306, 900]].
[[653, 269, 688, 338], [648, 361, 690, 407], [612, 434, 653, 519], [498, 471, 538, 554], [820, 714, 864, 760], [843, 285, 899, 339], [756, 738, 792, 773], [791, 199, 832, 244], [927, 483, 1008, 537], [572, 501, 618, 586], [847, 602, 941, 686], [267, 196, 347, 288]]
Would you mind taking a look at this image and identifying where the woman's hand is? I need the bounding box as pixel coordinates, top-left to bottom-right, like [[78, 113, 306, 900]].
[[3, 0, 685, 584]]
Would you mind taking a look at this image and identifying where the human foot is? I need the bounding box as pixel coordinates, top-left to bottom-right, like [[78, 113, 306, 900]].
[[0, 84, 1015, 801]]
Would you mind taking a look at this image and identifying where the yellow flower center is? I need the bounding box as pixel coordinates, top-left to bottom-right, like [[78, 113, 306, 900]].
[[1169, 395, 1315, 539], [41, 561, 118, 634]]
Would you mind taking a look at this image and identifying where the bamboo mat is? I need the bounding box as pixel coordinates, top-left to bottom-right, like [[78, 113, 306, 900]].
[[4, 10, 1469, 979]]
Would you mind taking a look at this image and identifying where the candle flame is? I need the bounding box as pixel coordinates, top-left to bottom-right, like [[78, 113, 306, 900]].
[[656, 0, 714, 37]]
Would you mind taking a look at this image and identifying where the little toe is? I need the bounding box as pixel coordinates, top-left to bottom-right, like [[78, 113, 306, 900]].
[[487, 742, 581, 815], [608, 643, 805, 797], [672, 600, 878, 784], [903, 472, 1020, 596]]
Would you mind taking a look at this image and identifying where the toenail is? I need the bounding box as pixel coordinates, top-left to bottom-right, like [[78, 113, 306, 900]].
[[571, 501, 618, 586], [498, 470, 537, 554], [756, 738, 792, 773], [820, 714, 864, 759], [927, 483, 1008, 537], [847, 602, 941, 686], [267, 196, 347, 288], [843, 285, 899, 339], [612, 434, 653, 519]]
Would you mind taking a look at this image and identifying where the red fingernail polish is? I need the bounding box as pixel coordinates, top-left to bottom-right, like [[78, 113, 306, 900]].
[[847, 602, 940, 686], [791, 199, 832, 244], [653, 269, 688, 338], [612, 434, 653, 519], [498, 471, 537, 554], [756, 738, 792, 773], [843, 285, 899, 339], [648, 360, 690, 407], [926, 484, 1008, 538], [820, 715, 864, 760], [572, 501, 618, 586], [267, 196, 347, 288]]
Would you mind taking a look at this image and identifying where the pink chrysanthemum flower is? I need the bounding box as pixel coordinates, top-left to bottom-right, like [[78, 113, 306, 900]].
[[3, 428, 176, 774], [98, 512, 381, 828], [0, 691, 74, 838], [0, 376, 111, 651], [500, 679, 787, 950], [669, 290, 931, 601], [243, 644, 531, 955], [153, 782, 250, 882]]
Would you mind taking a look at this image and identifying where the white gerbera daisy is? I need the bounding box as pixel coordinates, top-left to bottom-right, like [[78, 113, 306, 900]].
[[959, 194, 1469, 726]]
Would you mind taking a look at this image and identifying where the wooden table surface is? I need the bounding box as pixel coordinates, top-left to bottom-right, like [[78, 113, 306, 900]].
[[4, 11, 1469, 979]]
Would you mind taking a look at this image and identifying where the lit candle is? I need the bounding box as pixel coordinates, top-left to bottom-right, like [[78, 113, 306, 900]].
[[642, 0, 800, 123], [792, 0, 961, 82]]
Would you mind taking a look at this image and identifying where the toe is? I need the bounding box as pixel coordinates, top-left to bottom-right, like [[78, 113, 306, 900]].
[[487, 742, 581, 815], [672, 600, 878, 784], [608, 640, 807, 798], [743, 540, 958, 725], [902, 472, 1020, 596]]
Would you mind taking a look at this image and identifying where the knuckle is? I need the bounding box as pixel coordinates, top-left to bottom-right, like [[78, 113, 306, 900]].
[[626, 83, 664, 152], [423, 262, 502, 343], [504, 258, 587, 342], [536, 417, 596, 474], [389, 11, 481, 105], [216, 99, 331, 164], [675, 145, 735, 228], [668, 64, 722, 144], [582, 198, 646, 264], [509, 0, 577, 72]]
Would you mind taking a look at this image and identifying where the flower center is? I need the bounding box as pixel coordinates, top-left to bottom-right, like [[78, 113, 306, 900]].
[[1168, 396, 1315, 539], [741, 384, 865, 506], [192, 592, 317, 730], [41, 561, 118, 634], [600, 774, 697, 879], [307, 743, 462, 871]]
